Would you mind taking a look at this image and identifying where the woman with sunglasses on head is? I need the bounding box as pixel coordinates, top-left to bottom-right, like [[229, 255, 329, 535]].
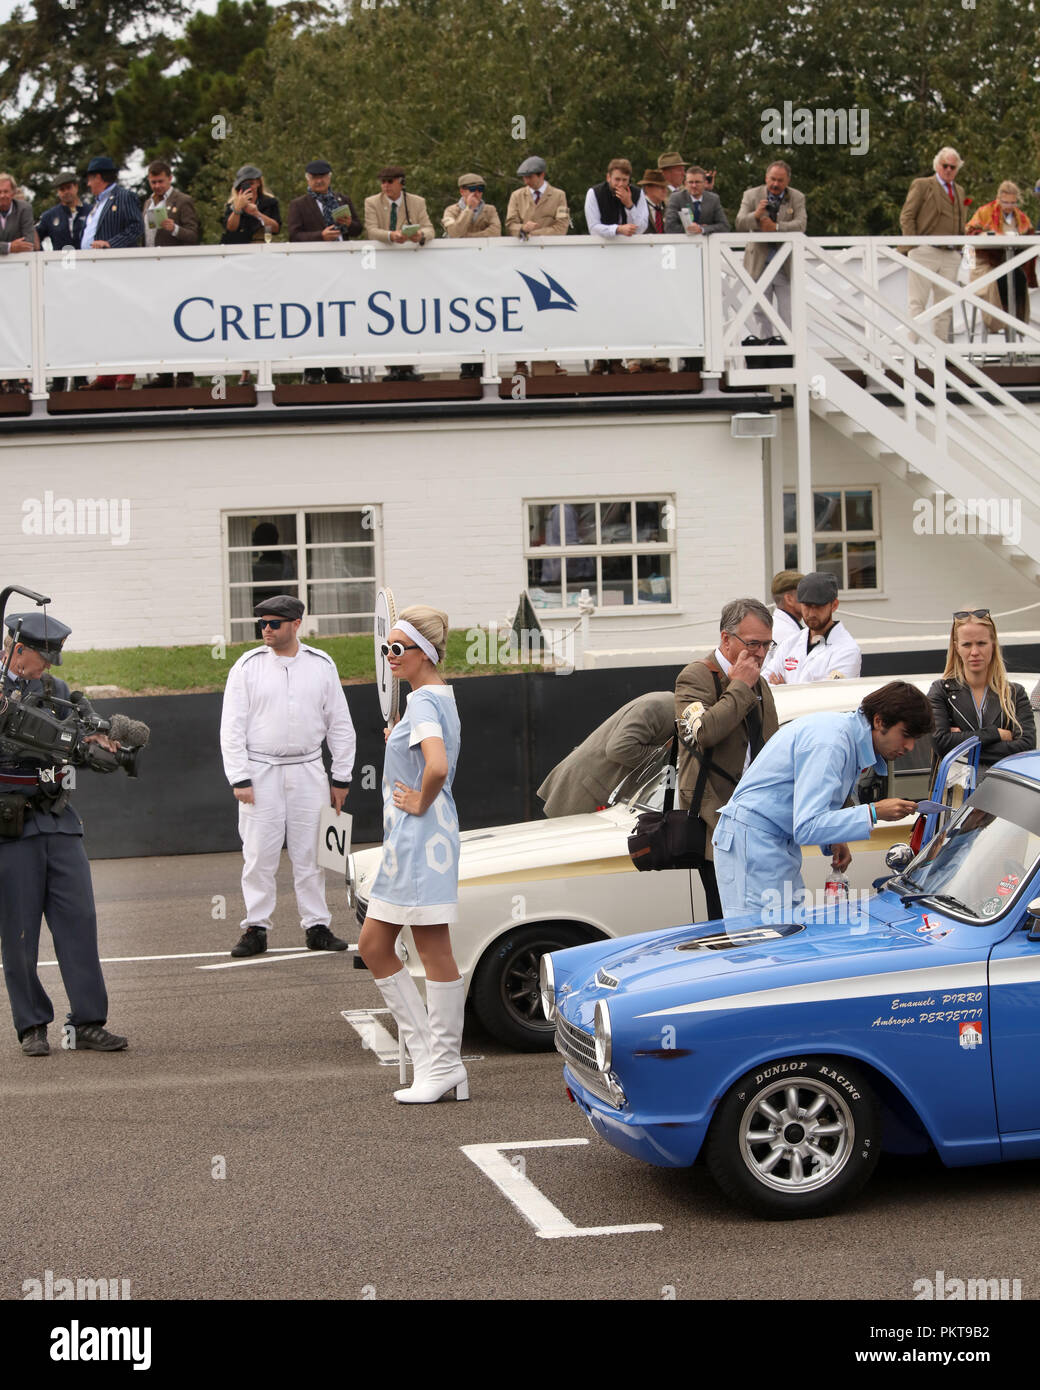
[[357, 606, 467, 1103], [928, 609, 1036, 771]]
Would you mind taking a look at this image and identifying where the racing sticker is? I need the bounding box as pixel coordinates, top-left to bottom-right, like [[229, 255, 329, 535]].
[[996, 874, 1020, 898], [959, 1021, 983, 1050], [980, 896, 1002, 917], [916, 915, 950, 937]]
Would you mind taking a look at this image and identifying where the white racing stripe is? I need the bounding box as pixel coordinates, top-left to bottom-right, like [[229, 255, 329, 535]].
[[637, 962, 988, 1019], [461, 1138, 663, 1239], [989, 954, 1040, 987]]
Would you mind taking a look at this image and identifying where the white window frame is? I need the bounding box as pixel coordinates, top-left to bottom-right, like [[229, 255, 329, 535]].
[[222, 504, 382, 641], [523, 495, 677, 614], [783, 485, 881, 594]]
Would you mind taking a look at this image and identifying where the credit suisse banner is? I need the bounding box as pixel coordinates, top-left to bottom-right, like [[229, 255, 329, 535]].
[[41, 238, 705, 370]]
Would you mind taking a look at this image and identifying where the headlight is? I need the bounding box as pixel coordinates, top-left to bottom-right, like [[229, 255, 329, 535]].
[[539, 952, 556, 1023], [594, 999, 612, 1072], [344, 856, 356, 911]]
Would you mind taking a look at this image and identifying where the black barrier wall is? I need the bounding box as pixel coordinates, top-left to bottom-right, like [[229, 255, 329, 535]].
[[75, 645, 1040, 858]]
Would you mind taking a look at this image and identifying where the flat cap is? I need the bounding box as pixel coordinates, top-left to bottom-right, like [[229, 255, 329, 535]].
[[796, 571, 839, 604], [253, 594, 305, 621], [458, 173, 484, 188], [657, 151, 687, 168], [771, 569, 804, 597], [54, 169, 79, 187], [85, 156, 117, 175], [379, 165, 406, 181], [516, 156, 547, 177], [6, 611, 71, 666], [234, 164, 263, 186], [305, 159, 332, 175]]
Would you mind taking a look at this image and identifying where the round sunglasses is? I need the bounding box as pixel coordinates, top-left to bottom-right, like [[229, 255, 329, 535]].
[[380, 641, 421, 658]]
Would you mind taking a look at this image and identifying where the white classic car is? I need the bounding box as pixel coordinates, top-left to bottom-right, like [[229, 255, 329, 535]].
[[348, 673, 1038, 1051]]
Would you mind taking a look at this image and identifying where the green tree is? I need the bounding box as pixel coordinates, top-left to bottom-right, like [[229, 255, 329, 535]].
[[0, 0, 187, 193]]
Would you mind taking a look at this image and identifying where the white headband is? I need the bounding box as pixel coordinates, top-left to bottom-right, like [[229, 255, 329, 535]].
[[396, 620, 439, 665]]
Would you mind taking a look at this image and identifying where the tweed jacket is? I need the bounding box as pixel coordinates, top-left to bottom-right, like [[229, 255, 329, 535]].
[[899, 176, 968, 239], [287, 190, 361, 242], [664, 188, 730, 235], [537, 692, 675, 818], [441, 200, 502, 237], [362, 191, 435, 244], [674, 656, 778, 856], [141, 188, 200, 247], [734, 185, 807, 280], [504, 183, 570, 237]]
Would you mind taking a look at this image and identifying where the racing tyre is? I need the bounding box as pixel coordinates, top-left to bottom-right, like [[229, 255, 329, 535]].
[[704, 1056, 882, 1218], [471, 924, 586, 1051]]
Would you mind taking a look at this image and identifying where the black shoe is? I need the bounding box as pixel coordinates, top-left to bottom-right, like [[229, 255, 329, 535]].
[[20, 1024, 49, 1057], [174, 373, 194, 388], [459, 363, 482, 379], [323, 367, 344, 383], [70, 1023, 128, 1052], [153, 373, 174, 388], [231, 925, 268, 958], [303, 369, 322, 385], [305, 924, 349, 951], [386, 366, 421, 383]]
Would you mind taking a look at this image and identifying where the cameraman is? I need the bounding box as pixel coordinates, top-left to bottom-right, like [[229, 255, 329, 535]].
[[0, 612, 127, 1056], [735, 161, 807, 340]]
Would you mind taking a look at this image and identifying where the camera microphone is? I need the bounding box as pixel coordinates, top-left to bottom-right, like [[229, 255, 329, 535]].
[[108, 713, 150, 748]]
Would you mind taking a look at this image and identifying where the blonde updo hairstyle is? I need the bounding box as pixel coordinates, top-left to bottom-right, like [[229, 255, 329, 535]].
[[398, 604, 449, 664]]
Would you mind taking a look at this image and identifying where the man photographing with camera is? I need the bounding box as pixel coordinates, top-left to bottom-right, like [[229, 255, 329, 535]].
[[0, 604, 128, 1056]]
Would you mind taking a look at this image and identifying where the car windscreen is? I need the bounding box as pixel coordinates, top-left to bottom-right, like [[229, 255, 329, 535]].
[[614, 741, 673, 813], [899, 772, 1040, 922]]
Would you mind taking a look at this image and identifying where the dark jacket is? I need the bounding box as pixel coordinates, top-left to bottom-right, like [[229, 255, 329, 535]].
[[36, 201, 86, 250], [928, 678, 1037, 768], [220, 192, 281, 244], [82, 183, 144, 248], [287, 190, 361, 242]]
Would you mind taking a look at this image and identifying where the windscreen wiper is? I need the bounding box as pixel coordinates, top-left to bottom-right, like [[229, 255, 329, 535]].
[[897, 891, 974, 914]]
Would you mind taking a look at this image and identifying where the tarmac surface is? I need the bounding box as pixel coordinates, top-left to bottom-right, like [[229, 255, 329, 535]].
[[2, 851, 1039, 1305]]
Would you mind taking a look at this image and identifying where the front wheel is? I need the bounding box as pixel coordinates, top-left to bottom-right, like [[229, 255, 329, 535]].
[[471, 923, 587, 1051], [704, 1056, 882, 1218]]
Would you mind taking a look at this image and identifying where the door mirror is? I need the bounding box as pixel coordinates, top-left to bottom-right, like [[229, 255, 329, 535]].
[[886, 843, 914, 873], [1026, 897, 1040, 942]]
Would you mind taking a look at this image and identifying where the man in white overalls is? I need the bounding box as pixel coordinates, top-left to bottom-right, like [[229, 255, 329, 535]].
[[220, 595, 356, 957]]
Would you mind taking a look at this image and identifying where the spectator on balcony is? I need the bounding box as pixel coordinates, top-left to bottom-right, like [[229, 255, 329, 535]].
[[142, 160, 200, 389], [80, 156, 144, 251], [78, 156, 144, 390], [287, 158, 361, 244], [0, 172, 36, 256], [584, 158, 648, 238], [966, 181, 1035, 332], [735, 160, 807, 341], [624, 169, 672, 374], [443, 174, 500, 381], [899, 147, 969, 344], [505, 156, 570, 239], [364, 166, 435, 383], [658, 151, 687, 197], [220, 165, 281, 244], [770, 570, 804, 645], [35, 170, 85, 252], [288, 159, 362, 384], [665, 165, 730, 236]]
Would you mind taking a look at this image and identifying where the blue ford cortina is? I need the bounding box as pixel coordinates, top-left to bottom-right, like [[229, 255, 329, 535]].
[[539, 742, 1040, 1217]]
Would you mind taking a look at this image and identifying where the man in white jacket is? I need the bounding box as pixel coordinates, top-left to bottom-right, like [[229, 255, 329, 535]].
[[763, 571, 862, 684], [220, 594, 357, 957]]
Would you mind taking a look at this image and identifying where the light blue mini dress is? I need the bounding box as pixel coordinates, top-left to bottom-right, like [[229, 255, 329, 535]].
[[367, 684, 461, 926]]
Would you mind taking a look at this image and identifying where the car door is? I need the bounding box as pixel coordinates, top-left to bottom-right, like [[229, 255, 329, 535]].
[[988, 910, 1040, 1149]]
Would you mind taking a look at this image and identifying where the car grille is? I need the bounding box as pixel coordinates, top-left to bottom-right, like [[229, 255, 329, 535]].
[[555, 1015, 617, 1107], [595, 967, 619, 989]]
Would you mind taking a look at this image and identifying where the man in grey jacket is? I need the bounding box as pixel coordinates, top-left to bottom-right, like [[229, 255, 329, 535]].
[[735, 160, 807, 338], [665, 166, 729, 236], [537, 692, 674, 817], [0, 173, 36, 255]]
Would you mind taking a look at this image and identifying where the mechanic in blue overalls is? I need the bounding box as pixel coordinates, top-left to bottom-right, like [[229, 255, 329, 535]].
[[712, 681, 932, 916]]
